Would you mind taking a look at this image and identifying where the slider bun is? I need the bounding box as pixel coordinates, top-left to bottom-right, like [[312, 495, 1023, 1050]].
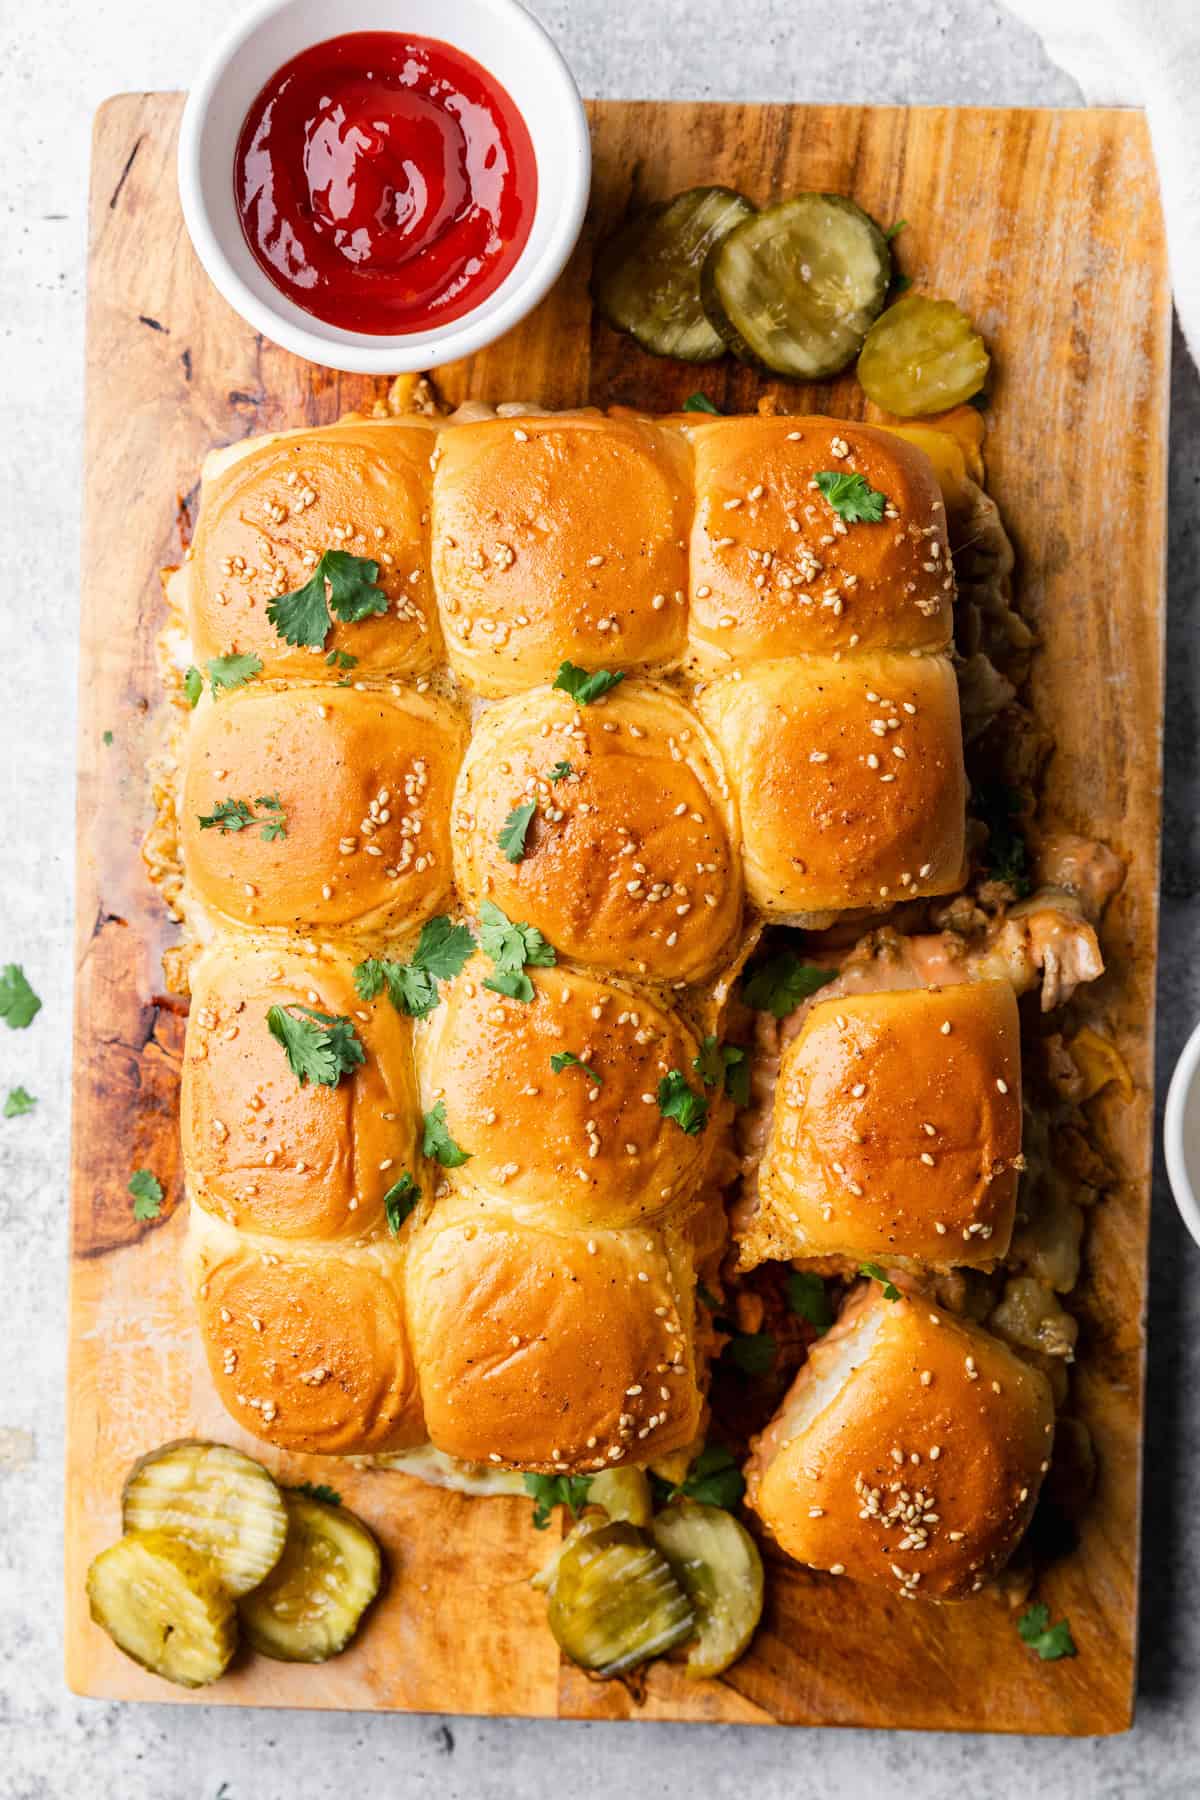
[[405, 1192, 701, 1471], [414, 955, 712, 1228], [182, 938, 422, 1242], [743, 981, 1021, 1270], [685, 416, 952, 670], [188, 1210, 426, 1456], [181, 420, 440, 679], [451, 681, 742, 982], [696, 653, 966, 917], [746, 1286, 1054, 1600], [431, 415, 692, 695], [180, 682, 465, 938]]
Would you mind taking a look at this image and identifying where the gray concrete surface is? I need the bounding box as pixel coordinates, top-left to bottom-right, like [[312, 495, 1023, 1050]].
[[2, 1, 1197, 1794]]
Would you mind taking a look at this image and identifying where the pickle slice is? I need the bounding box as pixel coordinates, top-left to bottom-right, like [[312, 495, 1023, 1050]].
[[237, 1491, 381, 1663], [701, 195, 891, 378], [531, 1512, 606, 1594], [122, 1439, 288, 1598], [547, 1520, 695, 1676], [87, 1529, 238, 1688], [593, 186, 756, 362], [587, 1466, 653, 1527], [857, 293, 990, 416], [651, 1500, 764, 1679]]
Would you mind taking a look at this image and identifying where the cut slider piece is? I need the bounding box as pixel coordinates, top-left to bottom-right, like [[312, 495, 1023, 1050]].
[[746, 1286, 1054, 1600], [740, 980, 1022, 1271]]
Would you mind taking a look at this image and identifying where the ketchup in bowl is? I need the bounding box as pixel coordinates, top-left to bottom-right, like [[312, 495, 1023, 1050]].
[[234, 32, 537, 336]]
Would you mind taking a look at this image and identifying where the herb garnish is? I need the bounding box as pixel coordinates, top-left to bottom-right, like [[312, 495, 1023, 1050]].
[[656, 1069, 708, 1136], [693, 1034, 750, 1106], [3, 1086, 36, 1118], [683, 393, 721, 414], [325, 649, 357, 671], [1018, 1604, 1078, 1662], [524, 1473, 593, 1530], [724, 1330, 777, 1376], [292, 1482, 342, 1507], [422, 1101, 471, 1168], [742, 952, 838, 1018], [128, 1168, 164, 1221], [354, 916, 475, 1019], [183, 666, 203, 708], [197, 794, 287, 841], [550, 1051, 603, 1086], [477, 900, 556, 1004], [974, 783, 1032, 896], [786, 1270, 834, 1334], [553, 662, 625, 706], [267, 1005, 365, 1088], [548, 761, 573, 783], [207, 651, 264, 697], [267, 550, 388, 649], [884, 219, 907, 242], [383, 1173, 421, 1236], [498, 800, 537, 864], [652, 1443, 744, 1511], [814, 470, 887, 524], [859, 1262, 902, 1301], [0, 965, 41, 1030]]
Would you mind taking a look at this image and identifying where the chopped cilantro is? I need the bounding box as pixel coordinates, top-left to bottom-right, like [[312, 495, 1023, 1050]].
[[128, 1168, 164, 1221], [683, 392, 721, 414], [207, 651, 263, 696], [786, 1270, 834, 1334], [483, 968, 535, 1003], [383, 1172, 420, 1236], [183, 665, 203, 707], [974, 784, 1032, 896], [814, 470, 887, 524], [291, 1482, 342, 1507], [553, 662, 625, 706], [885, 219, 907, 242], [653, 1443, 745, 1511], [410, 915, 476, 981], [498, 800, 537, 864], [550, 1050, 602, 1085], [548, 761, 573, 783], [197, 794, 286, 841], [478, 900, 556, 973], [267, 1005, 365, 1087], [742, 952, 838, 1018], [325, 649, 357, 670], [3, 1086, 36, 1118], [724, 1329, 777, 1376], [859, 1262, 901, 1301], [102, 729, 114, 745], [693, 1034, 750, 1106], [422, 1101, 470, 1168], [353, 917, 474, 1019], [1018, 1603, 1077, 1662], [266, 550, 387, 648], [656, 1069, 708, 1136], [523, 1473, 593, 1530], [0, 965, 41, 1030]]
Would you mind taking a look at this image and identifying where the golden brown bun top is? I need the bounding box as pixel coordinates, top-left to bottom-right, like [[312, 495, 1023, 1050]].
[[182, 938, 423, 1242], [430, 414, 691, 694], [745, 980, 1022, 1270], [404, 1192, 700, 1472], [696, 652, 967, 917], [414, 954, 715, 1228], [188, 1212, 426, 1456], [685, 416, 952, 668], [451, 681, 742, 982], [180, 681, 465, 939], [184, 420, 439, 679], [746, 1286, 1054, 1599]]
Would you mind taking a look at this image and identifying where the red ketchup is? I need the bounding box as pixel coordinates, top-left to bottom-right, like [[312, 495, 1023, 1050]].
[[235, 32, 537, 335]]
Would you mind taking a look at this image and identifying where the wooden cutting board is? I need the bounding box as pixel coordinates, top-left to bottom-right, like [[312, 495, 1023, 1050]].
[[66, 94, 1168, 1733]]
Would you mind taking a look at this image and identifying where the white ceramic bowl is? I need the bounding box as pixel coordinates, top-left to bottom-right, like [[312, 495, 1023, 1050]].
[[1164, 1018, 1200, 1250], [178, 0, 590, 374]]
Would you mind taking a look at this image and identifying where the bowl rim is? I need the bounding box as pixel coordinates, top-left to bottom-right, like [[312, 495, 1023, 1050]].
[[177, 0, 591, 374], [1163, 1015, 1200, 1251]]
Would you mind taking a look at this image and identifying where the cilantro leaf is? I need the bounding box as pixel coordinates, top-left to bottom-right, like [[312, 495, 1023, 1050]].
[[207, 651, 264, 697], [411, 916, 475, 981], [102, 729, 114, 746], [550, 1050, 602, 1085], [0, 965, 41, 1030], [657, 1070, 708, 1136], [478, 900, 556, 972], [815, 470, 887, 524], [266, 550, 387, 649], [1018, 1604, 1078, 1662], [483, 969, 535, 1003], [523, 1473, 593, 1530], [722, 1045, 750, 1107], [383, 1172, 420, 1236], [885, 218, 907, 242], [725, 1329, 777, 1376], [423, 1101, 471, 1168], [553, 662, 625, 706], [742, 952, 838, 1019], [683, 392, 721, 415], [325, 649, 358, 670], [859, 1261, 901, 1302], [498, 800, 537, 864], [786, 1271, 834, 1334], [352, 918, 473, 1020], [183, 666, 203, 707], [693, 1035, 725, 1088], [549, 761, 573, 782], [197, 795, 286, 841], [128, 1168, 164, 1221], [667, 1444, 745, 1510], [291, 1481, 342, 1507], [974, 783, 1032, 897], [267, 1005, 365, 1088], [3, 1086, 36, 1118]]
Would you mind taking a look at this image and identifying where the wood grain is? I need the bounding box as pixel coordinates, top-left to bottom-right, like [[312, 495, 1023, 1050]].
[[66, 94, 1169, 1732]]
